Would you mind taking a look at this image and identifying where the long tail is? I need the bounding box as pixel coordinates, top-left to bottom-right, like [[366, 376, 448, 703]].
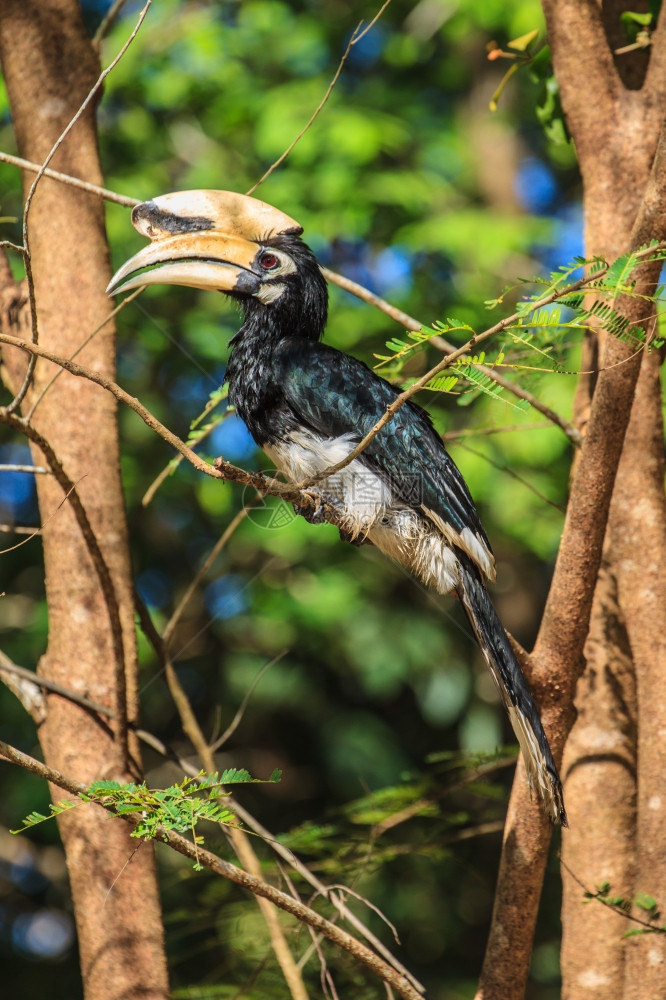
[[455, 554, 567, 825]]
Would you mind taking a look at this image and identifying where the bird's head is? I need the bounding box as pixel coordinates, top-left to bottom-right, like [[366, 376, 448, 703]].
[[107, 189, 328, 339]]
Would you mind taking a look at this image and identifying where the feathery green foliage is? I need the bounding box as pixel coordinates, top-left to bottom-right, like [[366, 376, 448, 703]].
[[13, 770, 281, 869]]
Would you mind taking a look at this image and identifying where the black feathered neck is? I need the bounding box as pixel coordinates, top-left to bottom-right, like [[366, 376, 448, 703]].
[[235, 232, 328, 345], [225, 233, 328, 440]]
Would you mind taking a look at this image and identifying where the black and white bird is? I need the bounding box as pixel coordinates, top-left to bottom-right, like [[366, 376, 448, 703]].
[[108, 189, 566, 824]]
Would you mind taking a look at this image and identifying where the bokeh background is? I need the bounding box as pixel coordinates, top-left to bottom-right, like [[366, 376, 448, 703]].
[[0, 1, 582, 996]]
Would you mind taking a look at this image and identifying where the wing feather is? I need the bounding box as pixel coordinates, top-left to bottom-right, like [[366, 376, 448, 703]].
[[273, 339, 494, 579]]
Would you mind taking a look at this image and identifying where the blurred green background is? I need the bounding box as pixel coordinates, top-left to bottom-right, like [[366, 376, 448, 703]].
[[0, 1, 582, 997]]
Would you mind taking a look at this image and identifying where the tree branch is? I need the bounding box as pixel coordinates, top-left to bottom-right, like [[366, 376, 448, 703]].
[[0, 411, 129, 765], [322, 266, 582, 444], [0, 155, 583, 441], [0, 151, 137, 206], [0, 739, 427, 1000], [246, 1, 392, 196]]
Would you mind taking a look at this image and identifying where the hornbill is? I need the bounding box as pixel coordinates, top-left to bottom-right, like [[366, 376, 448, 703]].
[[108, 189, 566, 825]]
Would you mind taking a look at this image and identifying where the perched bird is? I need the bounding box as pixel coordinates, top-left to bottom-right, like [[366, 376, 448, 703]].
[[108, 190, 566, 824]]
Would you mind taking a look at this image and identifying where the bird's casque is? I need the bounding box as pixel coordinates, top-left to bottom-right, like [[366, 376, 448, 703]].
[[108, 189, 566, 825]]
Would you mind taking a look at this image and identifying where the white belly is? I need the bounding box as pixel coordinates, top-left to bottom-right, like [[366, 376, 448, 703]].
[[264, 429, 393, 536], [263, 428, 493, 594]]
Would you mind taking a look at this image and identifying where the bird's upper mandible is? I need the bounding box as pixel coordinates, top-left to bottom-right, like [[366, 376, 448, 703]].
[[107, 189, 304, 298]]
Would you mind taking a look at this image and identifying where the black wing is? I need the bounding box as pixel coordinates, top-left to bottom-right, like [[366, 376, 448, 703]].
[[272, 338, 492, 565]]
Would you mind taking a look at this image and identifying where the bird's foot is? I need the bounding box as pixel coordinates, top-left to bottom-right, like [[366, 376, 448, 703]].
[[292, 489, 328, 525], [338, 526, 369, 547]]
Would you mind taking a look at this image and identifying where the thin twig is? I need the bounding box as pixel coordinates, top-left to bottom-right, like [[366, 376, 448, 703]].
[[0, 464, 48, 473], [371, 757, 516, 836], [323, 265, 582, 446], [442, 422, 548, 442], [560, 855, 666, 935], [456, 441, 566, 513], [141, 392, 231, 507], [0, 650, 45, 722], [311, 884, 401, 946], [163, 503, 254, 644], [246, 1, 392, 196], [0, 654, 112, 718], [0, 151, 137, 207], [93, 0, 131, 46], [0, 738, 425, 1000], [27, 286, 145, 421], [0, 239, 26, 254], [0, 478, 81, 555], [0, 413, 129, 767], [283, 866, 340, 1000], [210, 650, 288, 752], [5, 2, 150, 416]]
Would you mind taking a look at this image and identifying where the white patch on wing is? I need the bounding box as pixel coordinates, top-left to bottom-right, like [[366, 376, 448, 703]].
[[422, 505, 495, 582]]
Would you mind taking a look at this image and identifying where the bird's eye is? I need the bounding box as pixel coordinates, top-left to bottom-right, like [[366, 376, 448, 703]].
[[259, 252, 280, 271]]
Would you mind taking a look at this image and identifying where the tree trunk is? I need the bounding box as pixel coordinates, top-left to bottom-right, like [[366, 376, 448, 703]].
[[0, 3, 169, 997], [477, 4, 666, 997]]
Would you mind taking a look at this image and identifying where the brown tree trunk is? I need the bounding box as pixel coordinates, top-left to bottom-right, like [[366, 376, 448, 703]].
[[477, 4, 666, 998], [0, 3, 169, 997], [613, 347, 666, 997]]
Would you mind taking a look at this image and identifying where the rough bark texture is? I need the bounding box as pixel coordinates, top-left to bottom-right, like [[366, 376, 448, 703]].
[[0, 3, 169, 998], [613, 347, 666, 996], [560, 563, 637, 997], [476, 4, 666, 998]]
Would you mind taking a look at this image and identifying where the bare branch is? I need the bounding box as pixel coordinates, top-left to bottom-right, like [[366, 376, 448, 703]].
[[456, 441, 566, 513], [5, 2, 150, 416], [323, 266, 582, 444], [162, 503, 254, 644], [0, 151, 137, 207], [0, 412, 129, 767], [442, 421, 550, 441], [0, 654, 111, 719], [209, 649, 287, 752], [247, 1, 392, 196], [0, 478, 81, 555], [93, 0, 131, 46], [0, 649, 45, 722], [27, 286, 145, 420], [0, 463, 48, 472], [0, 738, 425, 1000]]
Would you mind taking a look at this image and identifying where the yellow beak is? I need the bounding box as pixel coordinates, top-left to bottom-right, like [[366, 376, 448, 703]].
[[107, 189, 302, 297]]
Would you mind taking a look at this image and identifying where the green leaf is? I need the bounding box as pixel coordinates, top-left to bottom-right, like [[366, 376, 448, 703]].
[[621, 11, 653, 26], [634, 893, 659, 913], [11, 799, 76, 833], [507, 29, 539, 52]]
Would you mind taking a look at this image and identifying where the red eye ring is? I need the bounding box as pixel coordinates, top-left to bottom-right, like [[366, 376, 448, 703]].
[[259, 252, 280, 270]]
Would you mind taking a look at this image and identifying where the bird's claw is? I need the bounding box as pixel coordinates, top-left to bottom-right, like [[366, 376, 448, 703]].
[[292, 489, 328, 525], [338, 526, 369, 547]]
